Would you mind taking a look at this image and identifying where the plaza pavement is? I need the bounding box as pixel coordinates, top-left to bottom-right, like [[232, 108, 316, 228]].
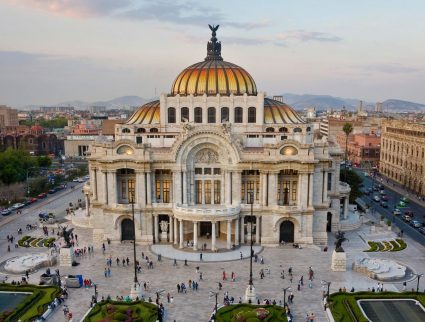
[[1, 199, 425, 321]]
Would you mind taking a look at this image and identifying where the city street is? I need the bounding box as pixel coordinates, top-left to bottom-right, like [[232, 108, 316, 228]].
[[354, 168, 425, 246]]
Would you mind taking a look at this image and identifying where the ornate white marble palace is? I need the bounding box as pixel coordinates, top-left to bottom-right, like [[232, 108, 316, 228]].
[[84, 26, 349, 249]]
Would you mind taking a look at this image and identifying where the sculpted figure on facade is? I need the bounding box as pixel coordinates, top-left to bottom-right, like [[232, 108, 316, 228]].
[[160, 220, 169, 233]]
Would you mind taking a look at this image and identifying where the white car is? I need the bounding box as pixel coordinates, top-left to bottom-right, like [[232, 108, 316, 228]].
[[11, 203, 25, 210], [72, 178, 80, 182]]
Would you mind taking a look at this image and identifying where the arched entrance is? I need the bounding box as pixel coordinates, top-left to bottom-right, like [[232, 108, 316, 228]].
[[200, 222, 212, 236], [279, 220, 294, 243], [121, 218, 135, 241], [326, 212, 332, 232]]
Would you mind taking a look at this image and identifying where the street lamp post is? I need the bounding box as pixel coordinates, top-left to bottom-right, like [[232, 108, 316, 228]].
[[129, 190, 141, 299], [322, 280, 331, 298], [130, 192, 138, 285], [416, 274, 423, 294], [283, 286, 291, 307], [209, 290, 218, 321], [244, 191, 256, 303]]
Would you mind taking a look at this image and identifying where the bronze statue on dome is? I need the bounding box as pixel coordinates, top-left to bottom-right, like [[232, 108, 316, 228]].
[[208, 24, 220, 37]]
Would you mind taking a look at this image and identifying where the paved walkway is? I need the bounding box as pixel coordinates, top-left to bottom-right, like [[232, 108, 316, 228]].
[[1, 198, 424, 321], [151, 245, 263, 262]]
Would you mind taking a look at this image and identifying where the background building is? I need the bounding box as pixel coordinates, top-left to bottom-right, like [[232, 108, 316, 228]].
[[336, 133, 381, 168], [380, 120, 425, 195], [0, 105, 18, 127]]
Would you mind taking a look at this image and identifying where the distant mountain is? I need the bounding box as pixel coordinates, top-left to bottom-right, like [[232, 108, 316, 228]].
[[281, 93, 363, 110], [382, 99, 425, 112], [57, 96, 154, 110]]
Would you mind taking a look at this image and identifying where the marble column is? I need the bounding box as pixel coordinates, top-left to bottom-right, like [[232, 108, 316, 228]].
[[91, 168, 98, 201], [136, 171, 146, 207], [169, 216, 174, 243], [232, 171, 242, 205], [227, 220, 232, 249], [182, 171, 187, 204], [255, 216, 260, 244], [211, 221, 217, 251], [146, 171, 152, 205], [108, 171, 117, 205], [225, 171, 232, 205], [240, 216, 245, 244], [173, 217, 178, 245], [85, 194, 90, 217], [268, 171, 278, 206], [173, 171, 181, 205], [154, 215, 159, 243], [101, 170, 108, 205], [235, 218, 239, 245], [193, 222, 198, 250], [344, 197, 349, 219], [179, 220, 184, 249], [309, 172, 314, 207]]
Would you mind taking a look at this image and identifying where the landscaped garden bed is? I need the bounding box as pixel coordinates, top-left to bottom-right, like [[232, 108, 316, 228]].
[[364, 239, 406, 252], [17, 236, 55, 248], [328, 291, 425, 322], [84, 300, 158, 322], [215, 304, 288, 322], [0, 284, 61, 322]]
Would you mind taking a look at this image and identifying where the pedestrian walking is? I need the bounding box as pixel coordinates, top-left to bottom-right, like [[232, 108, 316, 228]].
[[200, 252, 203, 261]]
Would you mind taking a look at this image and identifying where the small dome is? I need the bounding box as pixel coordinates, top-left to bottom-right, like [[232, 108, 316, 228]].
[[264, 98, 305, 124], [171, 25, 257, 97], [126, 100, 160, 125]]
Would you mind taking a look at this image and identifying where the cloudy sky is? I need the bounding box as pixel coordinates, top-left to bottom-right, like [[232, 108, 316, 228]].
[[1, 0, 424, 107]]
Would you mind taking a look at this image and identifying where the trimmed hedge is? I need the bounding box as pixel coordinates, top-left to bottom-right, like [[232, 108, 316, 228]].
[[84, 300, 158, 322], [329, 291, 425, 322], [216, 304, 288, 322], [0, 284, 61, 322]]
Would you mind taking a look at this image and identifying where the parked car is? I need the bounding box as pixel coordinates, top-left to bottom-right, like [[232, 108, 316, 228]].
[[373, 186, 380, 191], [37, 193, 47, 199], [402, 214, 413, 222], [373, 195, 380, 202], [400, 196, 409, 203], [364, 189, 371, 195], [83, 175, 90, 180], [381, 195, 389, 201], [393, 208, 402, 216], [410, 220, 422, 228], [1, 208, 12, 216], [48, 189, 56, 194], [418, 227, 425, 235], [72, 177, 80, 182], [380, 201, 388, 208], [29, 197, 38, 203], [379, 190, 386, 195], [404, 210, 414, 217], [11, 203, 25, 210], [397, 200, 407, 208]]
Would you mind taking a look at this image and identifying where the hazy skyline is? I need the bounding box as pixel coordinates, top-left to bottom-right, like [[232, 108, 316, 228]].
[[1, 0, 424, 107]]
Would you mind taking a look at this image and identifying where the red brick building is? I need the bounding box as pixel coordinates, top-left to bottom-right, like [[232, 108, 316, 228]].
[[336, 133, 381, 167]]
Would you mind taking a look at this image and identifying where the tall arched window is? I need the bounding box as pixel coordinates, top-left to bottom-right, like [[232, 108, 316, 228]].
[[194, 107, 202, 123], [168, 107, 176, 123], [181, 107, 189, 122], [248, 107, 256, 123], [221, 107, 229, 122], [207, 107, 216, 123], [234, 107, 243, 123]]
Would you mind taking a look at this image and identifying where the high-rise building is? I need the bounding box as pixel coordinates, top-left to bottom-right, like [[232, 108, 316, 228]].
[[0, 105, 18, 127], [380, 120, 425, 195], [375, 102, 383, 113]]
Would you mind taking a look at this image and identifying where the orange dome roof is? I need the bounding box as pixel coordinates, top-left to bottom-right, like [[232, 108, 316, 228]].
[[126, 100, 160, 125], [171, 60, 257, 97], [171, 25, 256, 97], [264, 98, 305, 124]]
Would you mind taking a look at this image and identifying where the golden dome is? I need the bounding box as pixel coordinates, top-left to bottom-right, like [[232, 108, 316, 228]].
[[171, 25, 257, 96], [126, 100, 160, 125], [264, 98, 305, 124]]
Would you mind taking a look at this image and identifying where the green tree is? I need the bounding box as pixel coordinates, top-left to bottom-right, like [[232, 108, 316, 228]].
[[342, 122, 353, 181], [0, 148, 36, 185], [37, 156, 52, 168], [340, 168, 363, 203]]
